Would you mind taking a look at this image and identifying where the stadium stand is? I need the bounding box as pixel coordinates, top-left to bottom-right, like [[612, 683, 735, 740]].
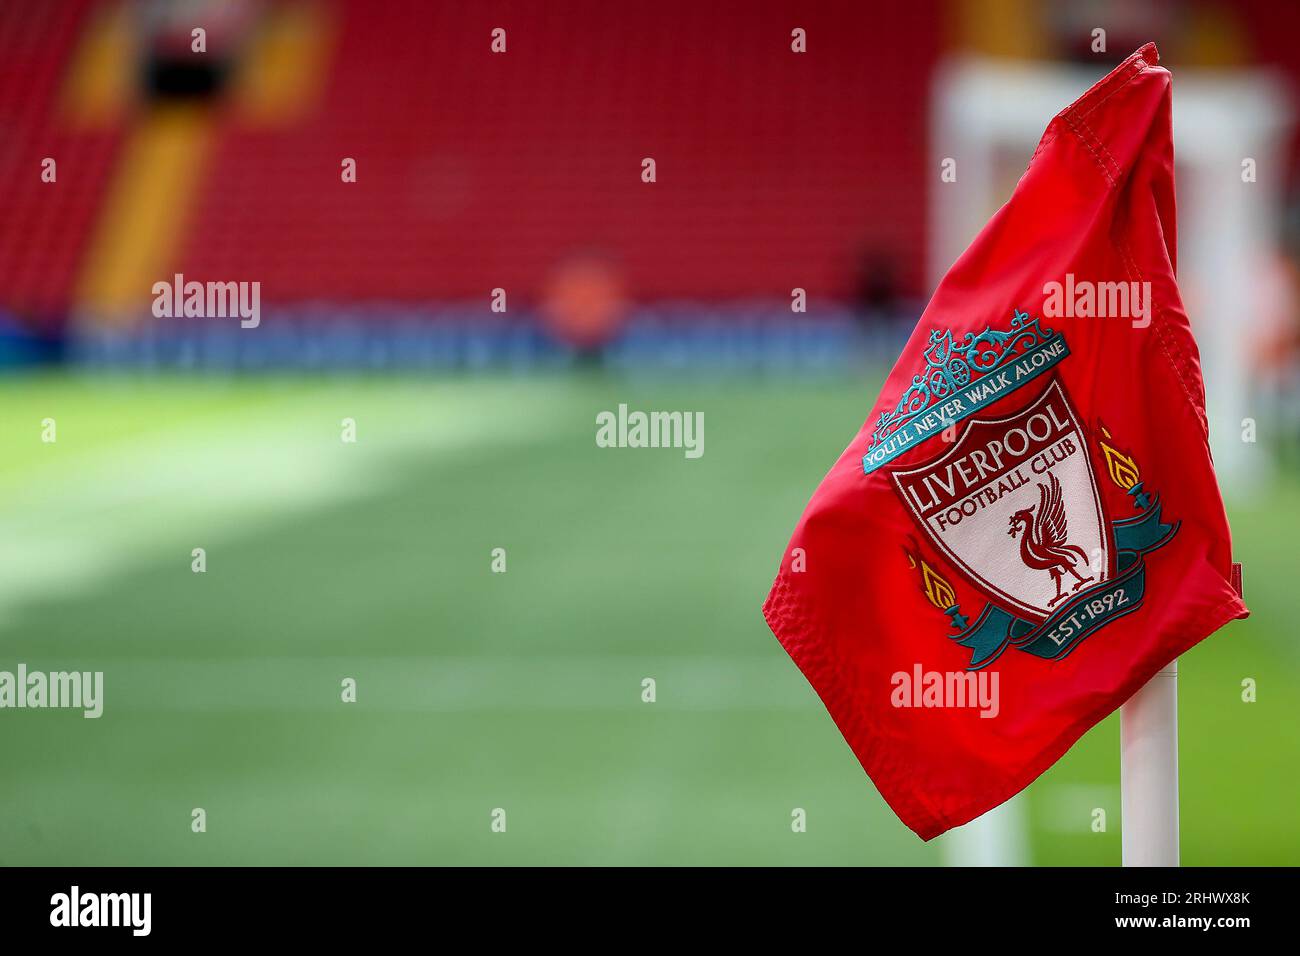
[[0, 0, 122, 328], [4, 0, 939, 338]]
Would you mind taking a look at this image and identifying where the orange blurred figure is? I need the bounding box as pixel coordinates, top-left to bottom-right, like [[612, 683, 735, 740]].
[[540, 253, 628, 353]]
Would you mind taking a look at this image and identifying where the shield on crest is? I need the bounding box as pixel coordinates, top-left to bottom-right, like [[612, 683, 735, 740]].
[[890, 379, 1111, 621]]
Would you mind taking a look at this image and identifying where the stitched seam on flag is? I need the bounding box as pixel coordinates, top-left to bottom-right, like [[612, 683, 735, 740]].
[[1061, 111, 1119, 187], [1048, 56, 1153, 179], [1078, 115, 1123, 183], [1057, 89, 1208, 424], [1031, 49, 1154, 175], [1075, 57, 1153, 124], [1115, 229, 1205, 423], [1061, 54, 1143, 125], [1056, 64, 1209, 429], [1117, 241, 1208, 426], [1096, 132, 1206, 427]]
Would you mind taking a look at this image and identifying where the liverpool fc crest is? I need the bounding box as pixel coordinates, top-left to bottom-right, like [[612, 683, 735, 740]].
[[879, 312, 1179, 669], [892, 379, 1108, 620]]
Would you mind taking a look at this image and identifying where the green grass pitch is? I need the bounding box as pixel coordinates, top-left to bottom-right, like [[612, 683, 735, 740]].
[[0, 373, 1295, 865]]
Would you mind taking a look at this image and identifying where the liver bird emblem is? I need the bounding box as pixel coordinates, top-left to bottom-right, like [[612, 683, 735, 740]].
[[1007, 471, 1094, 607]]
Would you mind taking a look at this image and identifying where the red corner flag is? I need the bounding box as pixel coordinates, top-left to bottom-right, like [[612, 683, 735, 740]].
[[763, 44, 1248, 841]]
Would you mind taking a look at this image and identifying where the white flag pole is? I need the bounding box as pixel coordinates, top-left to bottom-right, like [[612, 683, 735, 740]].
[[1120, 659, 1180, 866]]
